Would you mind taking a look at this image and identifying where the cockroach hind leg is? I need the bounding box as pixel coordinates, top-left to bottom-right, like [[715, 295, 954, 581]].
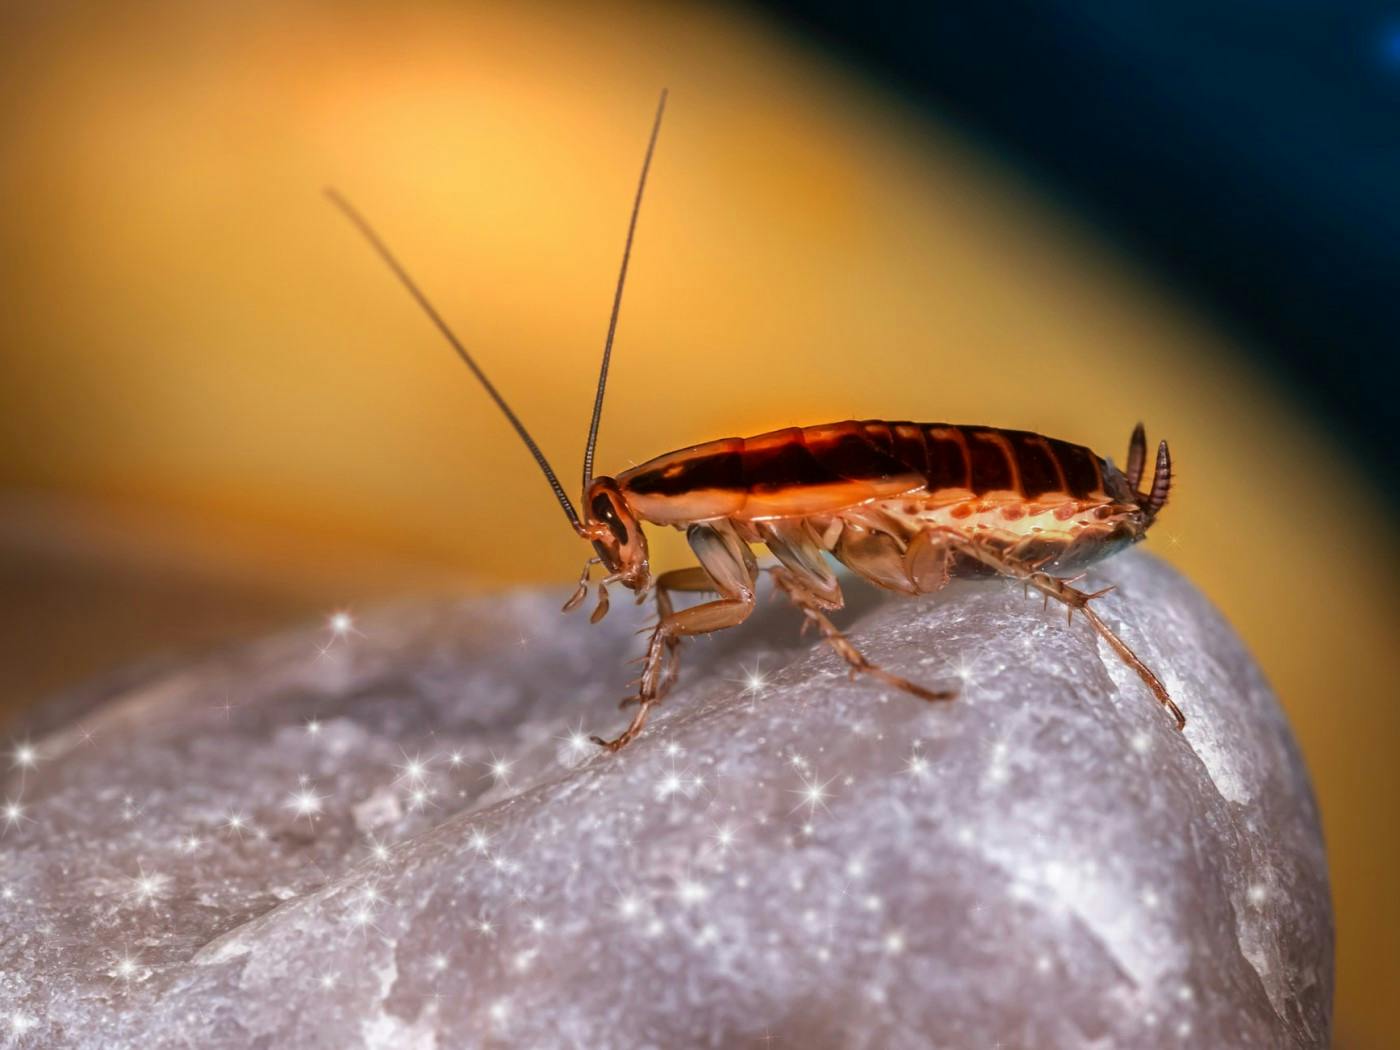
[[1019, 560, 1181, 733], [866, 666, 956, 703], [1078, 605, 1186, 731], [945, 533, 1185, 731]]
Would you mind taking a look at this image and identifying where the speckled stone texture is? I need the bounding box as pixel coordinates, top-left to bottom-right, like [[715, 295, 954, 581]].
[[0, 552, 1331, 1049]]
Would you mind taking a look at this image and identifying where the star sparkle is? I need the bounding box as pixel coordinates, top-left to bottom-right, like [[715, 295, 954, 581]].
[[557, 723, 592, 764], [118, 795, 146, 822], [405, 785, 434, 812], [483, 752, 515, 788], [342, 884, 386, 938], [394, 751, 432, 786], [220, 811, 251, 840], [284, 784, 327, 824], [790, 771, 837, 817], [316, 609, 362, 659], [328, 610, 357, 637], [7, 1011, 36, 1036], [676, 876, 709, 906], [10, 742, 37, 771], [112, 949, 144, 983], [2, 798, 29, 835], [947, 651, 979, 690], [655, 757, 704, 802], [128, 865, 170, 907], [365, 834, 393, 864], [709, 822, 737, 854], [902, 747, 931, 782], [731, 657, 771, 701]]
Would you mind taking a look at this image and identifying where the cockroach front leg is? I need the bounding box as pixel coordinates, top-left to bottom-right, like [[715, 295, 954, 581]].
[[562, 557, 621, 624], [933, 530, 1186, 730], [767, 567, 956, 703], [592, 524, 757, 752], [563, 557, 600, 613]]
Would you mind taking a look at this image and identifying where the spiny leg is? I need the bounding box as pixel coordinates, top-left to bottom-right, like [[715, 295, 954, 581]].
[[594, 592, 755, 751], [935, 530, 1186, 730], [621, 566, 716, 708], [767, 567, 956, 703], [592, 522, 757, 752]]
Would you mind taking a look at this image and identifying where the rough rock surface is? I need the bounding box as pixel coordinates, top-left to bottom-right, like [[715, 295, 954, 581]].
[[0, 552, 1331, 1048]]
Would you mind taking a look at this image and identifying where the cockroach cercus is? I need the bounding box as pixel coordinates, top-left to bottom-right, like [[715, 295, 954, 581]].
[[326, 91, 1184, 752]]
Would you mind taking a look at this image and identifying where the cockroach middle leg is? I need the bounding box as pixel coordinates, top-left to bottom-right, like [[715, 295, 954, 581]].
[[933, 530, 1186, 730], [768, 567, 955, 704]]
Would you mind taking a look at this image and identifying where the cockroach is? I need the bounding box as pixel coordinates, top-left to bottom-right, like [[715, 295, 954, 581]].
[[327, 91, 1184, 752]]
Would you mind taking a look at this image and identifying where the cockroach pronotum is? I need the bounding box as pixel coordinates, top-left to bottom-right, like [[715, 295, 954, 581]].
[[327, 91, 1184, 752]]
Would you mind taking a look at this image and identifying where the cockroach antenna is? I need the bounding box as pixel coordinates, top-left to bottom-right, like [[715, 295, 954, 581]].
[[323, 187, 583, 531], [324, 91, 1186, 751], [581, 88, 668, 496], [325, 91, 667, 534]]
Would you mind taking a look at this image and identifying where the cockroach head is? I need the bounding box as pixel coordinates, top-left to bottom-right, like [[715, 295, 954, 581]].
[[584, 476, 650, 590]]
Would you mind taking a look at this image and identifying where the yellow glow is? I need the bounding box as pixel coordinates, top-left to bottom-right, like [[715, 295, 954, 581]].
[[0, 2, 1394, 1043]]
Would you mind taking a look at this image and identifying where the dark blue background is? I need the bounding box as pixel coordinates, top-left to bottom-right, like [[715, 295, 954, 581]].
[[757, 2, 1400, 493]]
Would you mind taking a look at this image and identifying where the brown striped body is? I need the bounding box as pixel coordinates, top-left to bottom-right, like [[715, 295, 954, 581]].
[[337, 93, 1187, 748], [617, 420, 1149, 585]]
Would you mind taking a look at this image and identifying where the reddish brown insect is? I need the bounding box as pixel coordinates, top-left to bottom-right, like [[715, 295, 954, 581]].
[[328, 91, 1185, 751]]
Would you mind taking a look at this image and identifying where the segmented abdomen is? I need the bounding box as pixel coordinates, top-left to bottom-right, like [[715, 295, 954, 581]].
[[851, 420, 1105, 500], [618, 419, 1112, 524]]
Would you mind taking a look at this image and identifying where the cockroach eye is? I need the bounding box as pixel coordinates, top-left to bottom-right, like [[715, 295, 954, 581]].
[[591, 494, 628, 545]]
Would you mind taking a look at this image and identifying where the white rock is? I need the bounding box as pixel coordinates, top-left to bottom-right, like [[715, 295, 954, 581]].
[[0, 553, 1331, 1048]]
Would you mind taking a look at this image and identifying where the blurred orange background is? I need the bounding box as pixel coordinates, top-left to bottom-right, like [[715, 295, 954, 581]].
[[1, 2, 1395, 1044]]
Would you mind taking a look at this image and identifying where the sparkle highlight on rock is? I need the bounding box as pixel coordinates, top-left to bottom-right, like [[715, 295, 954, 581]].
[[0, 554, 1331, 1048]]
